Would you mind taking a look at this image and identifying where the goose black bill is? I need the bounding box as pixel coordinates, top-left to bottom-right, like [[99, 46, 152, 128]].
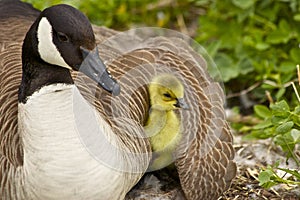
[[79, 46, 120, 96]]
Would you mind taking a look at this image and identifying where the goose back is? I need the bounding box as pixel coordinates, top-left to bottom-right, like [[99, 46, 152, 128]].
[[0, 1, 236, 199], [94, 29, 237, 199], [0, 0, 40, 166]]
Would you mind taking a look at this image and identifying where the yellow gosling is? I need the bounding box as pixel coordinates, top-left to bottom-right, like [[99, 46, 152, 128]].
[[144, 74, 188, 171]]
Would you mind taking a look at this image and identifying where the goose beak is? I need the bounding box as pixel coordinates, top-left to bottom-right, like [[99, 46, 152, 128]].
[[174, 98, 189, 109], [79, 46, 120, 96]]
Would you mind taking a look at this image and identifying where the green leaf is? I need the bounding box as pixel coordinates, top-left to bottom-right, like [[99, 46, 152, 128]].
[[275, 88, 286, 100], [258, 170, 277, 188], [290, 48, 300, 63], [259, 165, 300, 189], [274, 132, 295, 157], [219, 22, 242, 49], [291, 129, 300, 142], [278, 19, 291, 32], [259, 170, 272, 184], [253, 120, 272, 129], [270, 100, 290, 117], [294, 106, 300, 114], [291, 111, 300, 126], [255, 42, 270, 51], [238, 58, 254, 75], [194, 0, 211, 6], [237, 6, 254, 22], [277, 167, 300, 180], [281, 73, 294, 84], [214, 53, 238, 82], [279, 62, 297, 73], [246, 127, 274, 139], [266, 31, 289, 44], [271, 116, 288, 126], [275, 121, 294, 134], [243, 35, 255, 46], [254, 105, 272, 118], [232, 0, 255, 9], [266, 20, 292, 44], [206, 41, 221, 58], [294, 14, 300, 21]]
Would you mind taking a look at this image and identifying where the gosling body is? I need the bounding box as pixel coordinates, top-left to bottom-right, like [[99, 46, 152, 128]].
[[145, 74, 187, 171]]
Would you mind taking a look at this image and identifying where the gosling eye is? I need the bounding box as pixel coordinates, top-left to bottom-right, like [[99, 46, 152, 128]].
[[57, 32, 70, 43], [163, 93, 172, 98]]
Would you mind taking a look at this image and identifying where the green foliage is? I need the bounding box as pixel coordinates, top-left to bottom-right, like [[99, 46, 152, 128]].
[[259, 162, 300, 189], [247, 100, 300, 160], [246, 100, 300, 188], [22, 0, 196, 30], [23, 0, 300, 105], [196, 0, 300, 105]]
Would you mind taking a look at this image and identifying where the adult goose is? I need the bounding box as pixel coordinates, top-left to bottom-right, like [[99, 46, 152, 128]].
[[0, 0, 236, 199], [0, 0, 150, 199]]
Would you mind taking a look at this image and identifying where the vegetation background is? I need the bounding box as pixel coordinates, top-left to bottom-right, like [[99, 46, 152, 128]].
[[22, 0, 300, 197]]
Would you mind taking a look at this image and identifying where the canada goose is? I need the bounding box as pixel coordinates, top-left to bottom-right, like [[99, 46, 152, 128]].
[[88, 30, 238, 199], [0, 1, 236, 199], [0, 1, 150, 199], [145, 74, 188, 171]]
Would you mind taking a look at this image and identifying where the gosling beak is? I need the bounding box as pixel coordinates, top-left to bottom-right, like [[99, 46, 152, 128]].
[[174, 98, 189, 109], [79, 46, 120, 96]]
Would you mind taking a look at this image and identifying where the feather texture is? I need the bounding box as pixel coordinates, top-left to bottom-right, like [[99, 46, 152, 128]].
[[0, 1, 236, 199], [89, 27, 237, 200]]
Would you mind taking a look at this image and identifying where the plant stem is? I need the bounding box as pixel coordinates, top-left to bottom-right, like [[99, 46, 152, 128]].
[[283, 137, 300, 167]]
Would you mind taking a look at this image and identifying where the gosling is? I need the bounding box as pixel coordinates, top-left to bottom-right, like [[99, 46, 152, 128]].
[[144, 74, 188, 171]]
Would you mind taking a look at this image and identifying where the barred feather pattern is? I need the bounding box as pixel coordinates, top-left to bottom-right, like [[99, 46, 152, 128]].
[[0, 17, 152, 198], [0, 4, 236, 200], [92, 28, 237, 199]]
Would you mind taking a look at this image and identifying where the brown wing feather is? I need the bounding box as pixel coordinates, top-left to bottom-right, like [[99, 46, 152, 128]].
[[0, 0, 41, 167], [0, 6, 235, 199], [0, 42, 23, 167], [0, 15, 38, 166], [92, 28, 236, 199]]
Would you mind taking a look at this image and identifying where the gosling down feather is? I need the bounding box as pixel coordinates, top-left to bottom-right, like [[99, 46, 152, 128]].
[[145, 74, 188, 171], [97, 31, 237, 199], [0, 0, 236, 199]]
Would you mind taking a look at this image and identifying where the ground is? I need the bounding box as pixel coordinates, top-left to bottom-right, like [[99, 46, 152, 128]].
[[220, 134, 299, 200], [126, 134, 300, 200]]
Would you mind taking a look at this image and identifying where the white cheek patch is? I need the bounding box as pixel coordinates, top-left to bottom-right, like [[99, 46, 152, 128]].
[[37, 17, 72, 70]]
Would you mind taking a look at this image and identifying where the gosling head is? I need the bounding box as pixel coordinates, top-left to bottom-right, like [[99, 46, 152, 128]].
[[148, 74, 188, 111]]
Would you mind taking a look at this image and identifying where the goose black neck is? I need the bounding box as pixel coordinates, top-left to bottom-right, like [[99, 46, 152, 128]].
[[18, 18, 73, 103], [18, 61, 74, 103]]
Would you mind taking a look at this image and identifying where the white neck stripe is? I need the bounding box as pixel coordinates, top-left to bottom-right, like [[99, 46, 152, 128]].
[[37, 17, 72, 70]]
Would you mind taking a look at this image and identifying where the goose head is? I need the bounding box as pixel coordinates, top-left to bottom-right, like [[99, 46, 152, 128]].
[[148, 74, 188, 111], [20, 4, 120, 102]]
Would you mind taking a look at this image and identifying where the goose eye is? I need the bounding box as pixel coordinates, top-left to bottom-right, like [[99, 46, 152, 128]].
[[163, 93, 172, 98], [57, 32, 69, 42]]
